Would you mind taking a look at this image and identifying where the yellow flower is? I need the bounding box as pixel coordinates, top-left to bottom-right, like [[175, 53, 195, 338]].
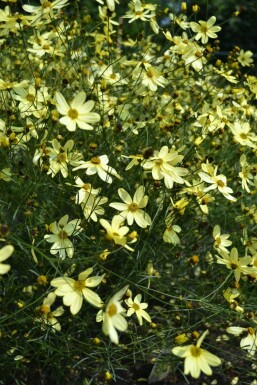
[[51, 268, 105, 315], [110, 185, 151, 228], [172, 330, 221, 379], [125, 294, 151, 325], [213, 225, 232, 253], [216, 247, 253, 282], [44, 215, 82, 259], [55, 91, 100, 132], [0, 245, 13, 274], [238, 50, 254, 67], [100, 215, 137, 251], [190, 16, 221, 44], [35, 292, 64, 332], [96, 285, 128, 344], [227, 326, 257, 356]]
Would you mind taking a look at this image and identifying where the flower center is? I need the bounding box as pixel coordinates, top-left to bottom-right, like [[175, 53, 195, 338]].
[[240, 133, 248, 139], [190, 345, 201, 357], [215, 236, 221, 245], [83, 183, 91, 191], [132, 303, 140, 311], [128, 203, 138, 212], [26, 93, 35, 102], [39, 305, 50, 315], [57, 153, 67, 163], [90, 156, 101, 164], [42, 1, 52, 8], [217, 179, 225, 187], [73, 280, 85, 292], [155, 159, 163, 166], [58, 230, 68, 240], [108, 303, 117, 316], [68, 108, 79, 120], [230, 262, 238, 270]]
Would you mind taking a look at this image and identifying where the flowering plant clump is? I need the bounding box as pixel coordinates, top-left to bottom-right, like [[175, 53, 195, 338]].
[[1, 0, 257, 384]]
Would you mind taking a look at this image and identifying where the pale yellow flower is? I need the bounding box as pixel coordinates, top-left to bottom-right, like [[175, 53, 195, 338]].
[[44, 215, 82, 259], [96, 285, 128, 344], [190, 16, 221, 44], [199, 165, 236, 201], [35, 292, 64, 332], [126, 294, 151, 325], [172, 330, 221, 379], [238, 50, 254, 67], [110, 185, 151, 228], [51, 268, 105, 315], [0, 245, 13, 274], [142, 146, 188, 189], [227, 326, 257, 356], [73, 155, 121, 184], [216, 247, 253, 282], [55, 91, 100, 132], [100, 215, 137, 251], [213, 225, 232, 253]]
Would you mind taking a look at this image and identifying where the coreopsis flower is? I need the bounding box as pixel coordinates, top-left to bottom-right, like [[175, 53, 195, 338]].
[[35, 292, 64, 332], [73, 155, 121, 184], [47, 139, 83, 178], [12, 84, 50, 118], [142, 146, 188, 189], [0, 245, 13, 274], [199, 164, 236, 202], [227, 326, 257, 356], [163, 224, 181, 244], [22, 0, 69, 24], [132, 62, 167, 92], [44, 215, 82, 259], [238, 50, 254, 67], [213, 225, 232, 253], [72, 177, 101, 204], [123, 0, 155, 23], [109, 185, 151, 228], [100, 215, 137, 251], [228, 121, 257, 149], [81, 194, 108, 222], [96, 0, 119, 12], [51, 268, 105, 315], [190, 16, 221, 44], [239, 154, 255, 193], [55, 91, 100, 132], [125, 294, 151, 325], [172, 330, 221, 379], [216, 247, 253, 282], [96, 285, 128, 344]]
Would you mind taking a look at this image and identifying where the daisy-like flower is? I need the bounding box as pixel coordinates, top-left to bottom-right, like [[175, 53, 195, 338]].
[[199, 164, 236, 202], [35, 292, 64, 332], [238, 50, 254, 67], [55, 91, 100, 132], [96, 0, 120, 12], [96, 285, 128, 344], [132, 62, 167, 92], [142, 146, 188, 189], [44, 215, 82, 259], [163, 224, 181, 244], [213, 225, 232, 253], [0, 245, 14, 274], [22, 0, 69, 24], [227, 326, 257, 356], [51, 267, 105, 315], [72, 177, 101, 204], [81, 194, 108, 222], [172, 330, 221, 379], [123, 0, 154, 23], [216, 247, 253, 282], [109, 185, 151, 228], [47, 139, 83, 178], [190, 16, 221, 44], [100, 215, 137, 251], [239, 154, 255, 193], [73, 155, 121, 184], [125, 294, 151, 325], [228, 121, 257, 149]]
